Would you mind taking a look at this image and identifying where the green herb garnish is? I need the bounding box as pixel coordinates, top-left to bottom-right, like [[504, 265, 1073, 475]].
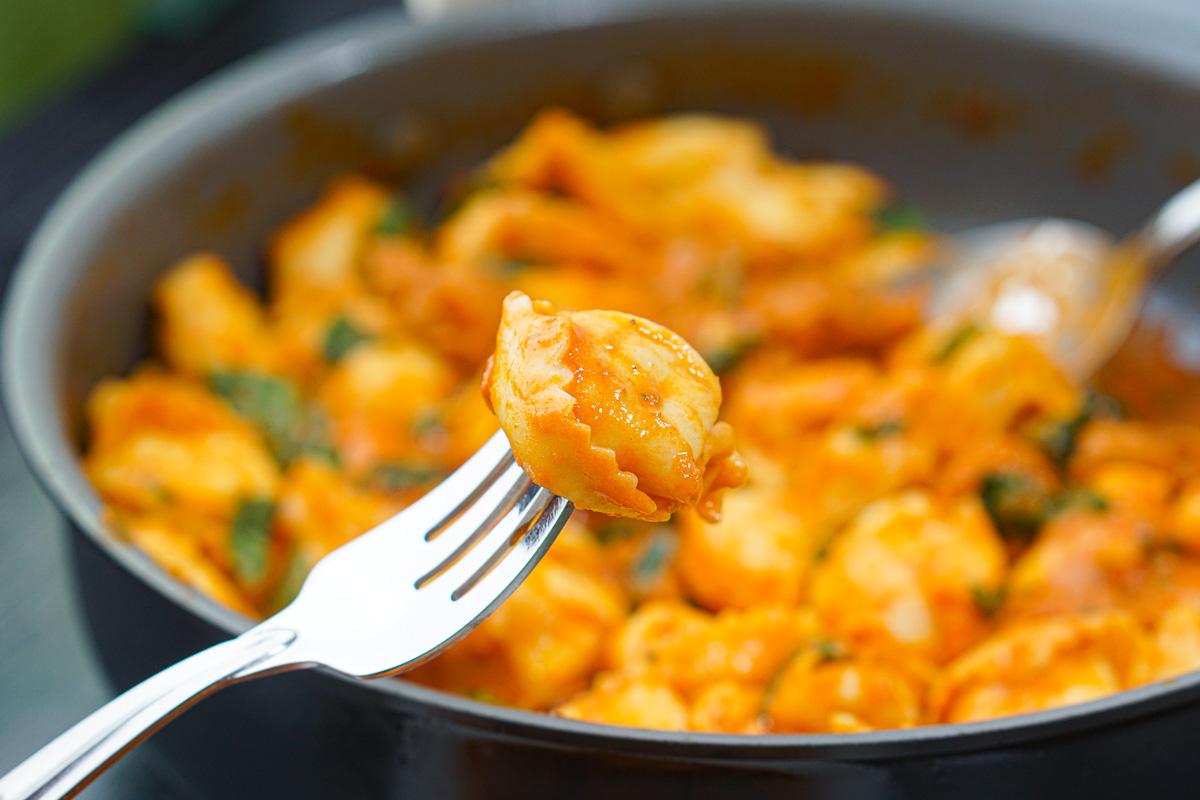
[[229, 498, 276, 585], [980, 472, 1111, 542], [630, 528, 678, 590], [210, 370, 300, 453], [322, 315, 371, 362], [291, 405, 341, 466], [701, 334, 761, 377], [933, 323, 981, 363], [487, 256, 535, 277], [1085, 389, 1124, 420], [464, 688, 501, 705], [210, 371, 337, 465], [376, 194, 418, 237], [412, 409, 446, 439], [372, 462, 446, 492], [873, 203, 925, 233], [971, 585, 1006, 619], [855, 419, 907, 441], [980, 472, 1053, 542], [1033, 414, 1087, 469], [813, 540, 832, 564], [594, 519, 642, 545], [1049, 488, 1110, 516], [693, 257, 746, 305], [815, 639, 848, 663], [1033, 389, 1122, 469], [267, 547, 313, 613]]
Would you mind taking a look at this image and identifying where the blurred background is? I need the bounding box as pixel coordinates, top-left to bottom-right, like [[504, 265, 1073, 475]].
[[0, 0, 396, 280]]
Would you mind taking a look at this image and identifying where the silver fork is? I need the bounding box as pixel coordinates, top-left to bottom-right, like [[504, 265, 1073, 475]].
[[0, 430, 572, 800]]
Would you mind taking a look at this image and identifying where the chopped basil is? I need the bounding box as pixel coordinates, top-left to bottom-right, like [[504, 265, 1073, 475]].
[[1033, 389, 1121, 469], [700, 334, 760, 377], [815, 638, 848, 663], [229, 498, 275, 585], [1085, 389, 1124, 420], [855, 419, 907, 441], [412, 409, 446, 439], [629, 528, 678, 591], [372, 462, 446, 492], [1033, 414, 1087, 469], [487, 256, 535, 277], [812, 540, 832, 564], [210, 371, 337, 466], [209, 370, 299, 457], [376, 194, 418, 237], [693, 260, 746, 305], [267, 547, 312, 613], [594, 518, 641, 545], [971, 585, 1006, 619], [933, 323, 980, 363], [289, 404, 340, 466], [210, 371, 299, 447], [980, 472, 1053, 542], [1050, 488, 1110, 516], [981, 472, 1111, 542], [873, 203, 925, 233], [464, 688, 501, 705], [322, 315, 371, 362]]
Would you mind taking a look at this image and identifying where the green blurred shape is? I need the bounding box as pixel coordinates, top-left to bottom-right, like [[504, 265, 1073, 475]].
[[0, 0, 245, 131], [0, 0, 141, 130]]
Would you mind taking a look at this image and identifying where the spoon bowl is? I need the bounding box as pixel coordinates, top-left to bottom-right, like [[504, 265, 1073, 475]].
[[926, 178, 1200, 379]]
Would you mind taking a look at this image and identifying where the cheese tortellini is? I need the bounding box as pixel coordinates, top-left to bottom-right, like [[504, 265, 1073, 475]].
[[482, 291, 747, 522]]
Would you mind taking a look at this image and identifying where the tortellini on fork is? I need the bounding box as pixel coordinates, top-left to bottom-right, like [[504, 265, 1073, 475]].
[[483, 291, 747, 522]]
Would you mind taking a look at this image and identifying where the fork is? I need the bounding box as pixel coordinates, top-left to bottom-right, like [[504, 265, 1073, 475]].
[[0, 430, 572, 800]]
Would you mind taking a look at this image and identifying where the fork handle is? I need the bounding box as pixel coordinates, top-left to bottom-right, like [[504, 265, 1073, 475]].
[[0, 627, 297, 800]]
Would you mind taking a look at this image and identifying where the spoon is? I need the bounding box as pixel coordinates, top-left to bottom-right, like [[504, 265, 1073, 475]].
[[925, 178, 1200, 379]]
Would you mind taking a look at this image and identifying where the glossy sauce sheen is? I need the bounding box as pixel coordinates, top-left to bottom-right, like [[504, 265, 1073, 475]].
[[564, 314, 713, 503]]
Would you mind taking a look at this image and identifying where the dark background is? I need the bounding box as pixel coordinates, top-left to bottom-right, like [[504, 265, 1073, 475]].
[[0, 1, 388, 796]]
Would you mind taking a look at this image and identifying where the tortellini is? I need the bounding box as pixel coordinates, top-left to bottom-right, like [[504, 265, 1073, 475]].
[[482, 291, 747, 522]]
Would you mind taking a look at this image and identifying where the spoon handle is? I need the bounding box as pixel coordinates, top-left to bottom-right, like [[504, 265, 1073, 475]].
[[1140, 177, 1200, 269], [0, 629, 295, 800]]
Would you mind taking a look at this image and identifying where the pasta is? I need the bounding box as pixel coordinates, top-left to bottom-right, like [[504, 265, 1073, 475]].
[[83, 108, 1200, 733], [482, 291, 746, 522]]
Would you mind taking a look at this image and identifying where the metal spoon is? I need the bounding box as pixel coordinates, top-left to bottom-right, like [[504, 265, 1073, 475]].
[[926, 178, 1200, 379]]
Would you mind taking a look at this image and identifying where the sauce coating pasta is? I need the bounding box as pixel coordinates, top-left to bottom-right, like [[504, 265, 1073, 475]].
[[482, 291, 746, 522]]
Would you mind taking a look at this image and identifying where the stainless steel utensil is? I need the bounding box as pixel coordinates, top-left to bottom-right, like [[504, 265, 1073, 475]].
[[927, 178, 1200, 379], [0, 430, 570, 800]]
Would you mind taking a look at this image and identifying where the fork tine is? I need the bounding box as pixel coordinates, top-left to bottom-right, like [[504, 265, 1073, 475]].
[[447, 484, 552, 599], [421, 481, 555, 598], [443, 495, 574, 622], [415, 460, 532, 586], [329, 430, 514, 566], [391, 430, 515, 534]]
